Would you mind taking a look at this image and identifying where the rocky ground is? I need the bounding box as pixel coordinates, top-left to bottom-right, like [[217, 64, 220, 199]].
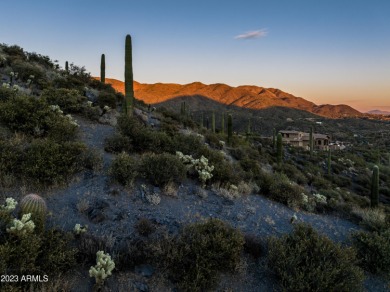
[[39, 115, 389, 291]]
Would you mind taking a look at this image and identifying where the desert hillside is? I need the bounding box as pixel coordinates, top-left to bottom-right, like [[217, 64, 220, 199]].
[[105, 78, 362, 118]]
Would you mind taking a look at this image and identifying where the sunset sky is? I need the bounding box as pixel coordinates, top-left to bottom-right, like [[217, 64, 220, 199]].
[[1, 0, 389, 112]]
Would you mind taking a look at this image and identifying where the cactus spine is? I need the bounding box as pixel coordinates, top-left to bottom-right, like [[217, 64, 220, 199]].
[[227, 114, 232, 145], [125, 34, 134, 116], [100, 54, 105, 83], [276, 132, 283, 164], [19, 194, 47, 232], [327, 149, 332, 175], [212, 112, 215, 133], [371, 165, 379, 207]]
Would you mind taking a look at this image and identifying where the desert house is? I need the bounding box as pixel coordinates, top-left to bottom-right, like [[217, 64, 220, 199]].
[[279, 130, 330, 151]]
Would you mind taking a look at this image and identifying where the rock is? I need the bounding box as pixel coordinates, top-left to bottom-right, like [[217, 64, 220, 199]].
[[134, 281, 149, 292], [87, 199, 109, 223], [98, 109, 120, 126], [135, 264, 155, 277]]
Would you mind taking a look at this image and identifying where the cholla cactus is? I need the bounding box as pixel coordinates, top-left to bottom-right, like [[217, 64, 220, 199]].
[[65, 114, 79, 127], [103, 105, 111, 112], [176, 151, 214, 186], [2, 82, 10, 88], [6, 213, 35, 236], [0, 197, 17, 212], [89, 251, 115, 286], [313, 193, 327, 204], [87, 101, 93, 107], [50, 104, 63, 114], [74, 223, 88, 235]]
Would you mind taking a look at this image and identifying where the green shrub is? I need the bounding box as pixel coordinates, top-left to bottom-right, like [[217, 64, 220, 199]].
[[109, 152, 138, 185], [268, 173, 305, 208], [268, 224, 364, 292], [42, 88, 86, 113], [104, 134, 133, 153], [140, 153, 186, 186], [169, 219, 244, 291], [352, 229, 390, 274], [21, 139, 86, 185], [38, 229, 77, 275], [0, 93, 78, 141], [97, 90, 117, 109]]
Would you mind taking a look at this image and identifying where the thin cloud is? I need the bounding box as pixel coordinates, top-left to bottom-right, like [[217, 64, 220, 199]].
[[235, 29, 268, 40]]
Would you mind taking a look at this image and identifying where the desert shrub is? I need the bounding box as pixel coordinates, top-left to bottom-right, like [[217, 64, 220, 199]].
[[268, 223, 364, 292], [104, 134, 133, 153], [42, 88, 86, 113], [109, 152, 138, 185], [170, 133, 204, 155], [0, 86, 17, 101], [76, 233, 113, 264], [256, 170, 274, 195], [81, 148, 103, 172], [352, 229, 390, 274], [52, 75, 84, 91], [351, 207, 388, 232], [97, 90, 117, 109], [240, 157, 262, 180], [2, 233, 42, 274], [169, 219, 244, 291], [268, 173, 305, 208], [135, 218, 155, 236], [140, 153, 186, 186], [21, 139, 86, 185], [0, 93, 78, 141], [274, 163, 308, 185], [11, 59, 45, 84], [114, 237, 153, 270], [0, 139, 24, 179], [38, 229, 77, 275]]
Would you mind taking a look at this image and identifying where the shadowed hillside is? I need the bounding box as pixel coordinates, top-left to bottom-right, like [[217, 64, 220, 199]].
[[105, 78, 362, 118]]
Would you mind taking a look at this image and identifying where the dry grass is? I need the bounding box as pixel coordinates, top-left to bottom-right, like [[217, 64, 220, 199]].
[[162, 182, 178, 197], [351, 206, 387, 231], [76, 198, 90, 214]]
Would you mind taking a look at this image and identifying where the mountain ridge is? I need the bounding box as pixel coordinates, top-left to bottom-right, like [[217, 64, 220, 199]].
[[104, 78, 362, 118]]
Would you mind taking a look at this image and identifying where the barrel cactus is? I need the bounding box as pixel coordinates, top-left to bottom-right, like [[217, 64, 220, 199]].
[[19, 194, 47, 232]]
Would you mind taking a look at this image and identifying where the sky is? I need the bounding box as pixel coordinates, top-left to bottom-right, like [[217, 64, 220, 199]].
[[1, 0, 389, 112]]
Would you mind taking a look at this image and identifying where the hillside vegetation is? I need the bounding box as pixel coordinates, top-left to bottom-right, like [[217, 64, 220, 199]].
[[0, 42, 389, 291]]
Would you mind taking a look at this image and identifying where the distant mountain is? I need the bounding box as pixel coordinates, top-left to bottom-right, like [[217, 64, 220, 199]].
[[367, 110, 390, 115], [104, 78, 362, 118]]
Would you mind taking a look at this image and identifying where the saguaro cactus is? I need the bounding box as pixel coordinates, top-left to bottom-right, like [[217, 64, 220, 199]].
[[125, 34, 134, 116], [227, 114, 232, 145], [100, 54, 105, 83], [65, 61, 69, 73], [19, 194, 47, 232], [371, 165, 379, 207], [276, 133, 283, 164]]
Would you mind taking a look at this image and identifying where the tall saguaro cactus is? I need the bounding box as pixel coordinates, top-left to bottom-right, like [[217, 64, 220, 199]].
[[371, 165, 379, 207], [327, 149, 332, 175], [100, 54, 105, 83], [227, 114, 233, 146], [125, 34, 134, 116], [65, 61, 69, 73], [276, 133, 283, 164]]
